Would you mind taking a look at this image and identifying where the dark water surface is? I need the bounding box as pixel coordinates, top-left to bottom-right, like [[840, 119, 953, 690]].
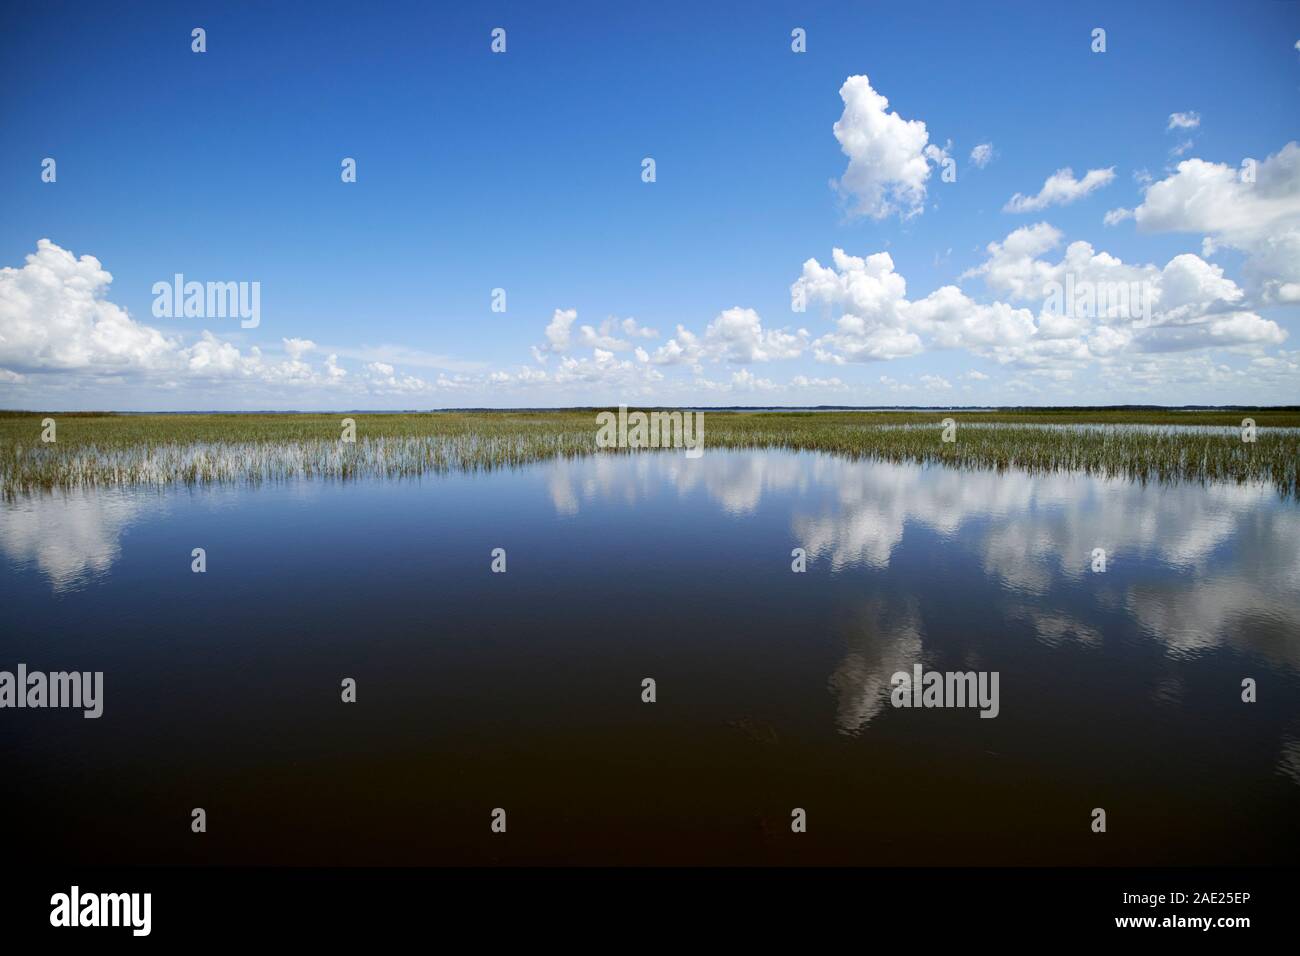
[[2, 449, 1298, 864]]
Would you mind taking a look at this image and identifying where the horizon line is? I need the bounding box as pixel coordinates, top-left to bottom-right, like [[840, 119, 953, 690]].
[[4, 404, 1299, 415]]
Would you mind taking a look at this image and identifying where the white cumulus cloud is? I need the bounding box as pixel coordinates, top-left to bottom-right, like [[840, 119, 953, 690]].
[[0, 240, 352, 389], [1130, 141, 1300, 303], [832, 75, 945, 220]]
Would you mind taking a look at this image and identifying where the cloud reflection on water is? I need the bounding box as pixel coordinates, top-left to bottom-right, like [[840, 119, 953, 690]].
[[0, 490, 147, 593], [543, 450, 1300, 734], [3, 452, 1297, 755]]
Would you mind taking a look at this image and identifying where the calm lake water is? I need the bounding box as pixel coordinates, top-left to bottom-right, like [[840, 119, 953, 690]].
[[2, 449, 1298, 864]]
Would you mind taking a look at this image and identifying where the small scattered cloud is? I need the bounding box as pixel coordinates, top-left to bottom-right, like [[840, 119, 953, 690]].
[[1004, 167, 1116, 213], [576, 316, 658, 351]]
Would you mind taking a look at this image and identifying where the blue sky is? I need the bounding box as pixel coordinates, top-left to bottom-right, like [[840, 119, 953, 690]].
[[1, 0, 1298, 409]]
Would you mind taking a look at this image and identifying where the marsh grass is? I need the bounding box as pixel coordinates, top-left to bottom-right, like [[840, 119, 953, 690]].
[[1, 409, 1297, 498]]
